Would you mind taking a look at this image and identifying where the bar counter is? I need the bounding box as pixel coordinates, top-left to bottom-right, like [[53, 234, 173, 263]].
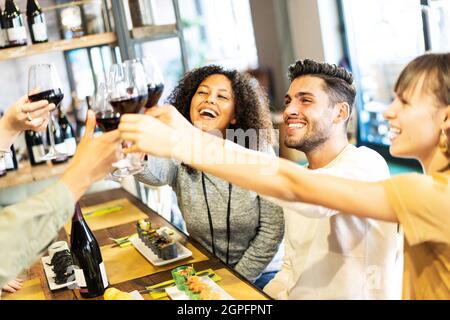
[[2, 188, 269, 301]]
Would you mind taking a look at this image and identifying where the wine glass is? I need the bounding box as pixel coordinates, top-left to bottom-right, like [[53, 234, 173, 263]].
[[107, 60, 148, 177], [90, 82, 122, 182], [28, 64, 66, 160], [140, 56, 165, 109]]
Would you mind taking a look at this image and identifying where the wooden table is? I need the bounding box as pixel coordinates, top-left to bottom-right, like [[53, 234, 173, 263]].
[[3, 188, 269, 300]]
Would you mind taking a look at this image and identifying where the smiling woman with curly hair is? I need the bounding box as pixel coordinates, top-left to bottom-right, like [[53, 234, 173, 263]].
[[167, 64, 273, 147], [135, 65, 284, 288]]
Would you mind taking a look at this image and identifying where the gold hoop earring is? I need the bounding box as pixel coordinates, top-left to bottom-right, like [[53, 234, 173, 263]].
[[439, 129, 449, 156]]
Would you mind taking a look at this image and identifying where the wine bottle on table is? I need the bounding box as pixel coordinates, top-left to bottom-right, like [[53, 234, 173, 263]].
[[25, 130, 46, 166], [26, 0, 48, 44], [4, 0, 28, 47], [58, 109, 76, 157], [0, 5, 9, 49], [70, 202, 109, 298]]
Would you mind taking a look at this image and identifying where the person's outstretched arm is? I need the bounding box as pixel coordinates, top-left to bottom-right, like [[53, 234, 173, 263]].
[[0, 111, 121, 287], [118, 109, 397, 223]]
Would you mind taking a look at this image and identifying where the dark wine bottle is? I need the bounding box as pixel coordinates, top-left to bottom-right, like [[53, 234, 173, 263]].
[[25, 130, 46, 166], [26, 0, 48, 44], [47, 113, 68, 164], [70, 203, 109, 298], [58, 109, 76, 157], [4, 0, 28, 47], [0, 5, 9, 49], [4, 145, 18, 171]]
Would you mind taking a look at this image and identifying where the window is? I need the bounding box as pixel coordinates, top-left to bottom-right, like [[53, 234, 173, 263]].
[[179, 0, 258, 70]]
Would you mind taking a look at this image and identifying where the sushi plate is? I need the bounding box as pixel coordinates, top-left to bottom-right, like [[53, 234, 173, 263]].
[[131, 237, 193, 266], [165, 276, 234, 300], [41, 256, 79, 291]]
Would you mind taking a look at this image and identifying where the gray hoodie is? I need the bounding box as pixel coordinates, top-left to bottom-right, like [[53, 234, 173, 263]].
[[135, 156, 284, 281]]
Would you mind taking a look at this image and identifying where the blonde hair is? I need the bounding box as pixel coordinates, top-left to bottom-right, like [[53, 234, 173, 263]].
[[395, 53, 450, 108]]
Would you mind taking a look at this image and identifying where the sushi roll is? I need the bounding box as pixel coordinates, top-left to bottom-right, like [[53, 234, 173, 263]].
[[160, 240, 178, 260]]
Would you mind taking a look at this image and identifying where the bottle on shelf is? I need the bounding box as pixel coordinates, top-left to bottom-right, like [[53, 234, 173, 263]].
[[4, 145, 18, 171], [57, 0, 84, 39], [81, 1, 105, 35], [0, 156, 7, 177], [4, 0, 28, 47], [26, 0, 48, 44], [58, 109, 76, 157], [128, 0, 154, 28], [25, 130, 46, 166], [70, 202, 109, 298], [47, 113, 68, 164], [0, 5, 9, 49]]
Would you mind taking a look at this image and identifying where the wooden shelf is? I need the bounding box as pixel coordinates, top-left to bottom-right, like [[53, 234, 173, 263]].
[[131, 24, 177, 41], [0, 160, 71, 189], [0, 32, 117, 61]]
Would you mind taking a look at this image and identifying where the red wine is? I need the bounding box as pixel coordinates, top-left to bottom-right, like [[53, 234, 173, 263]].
[[96, 111, 121, 132], [70, 203, 108, 298], [4, 0, 27, 47], [109, 94, 148, 114], [26, 0, 48, 44], [29, 89, 64, 107], [146, 83, 164, 109]]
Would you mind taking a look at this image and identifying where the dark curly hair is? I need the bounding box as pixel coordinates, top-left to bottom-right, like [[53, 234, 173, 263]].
[[288, 59, 356, 125], [166, 65, 274, 147]]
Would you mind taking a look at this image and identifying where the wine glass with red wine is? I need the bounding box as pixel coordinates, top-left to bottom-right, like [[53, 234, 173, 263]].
[[28, 63, 66, 160], [107, 60, 148, 177], [93, 82, 117, 132], [140, 56, 164, 109]]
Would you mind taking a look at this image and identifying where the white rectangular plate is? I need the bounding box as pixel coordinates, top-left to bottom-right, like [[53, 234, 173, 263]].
[[131, 237, 192, 266], [41, 256, 77, 291], [166, 276, 234, 300]]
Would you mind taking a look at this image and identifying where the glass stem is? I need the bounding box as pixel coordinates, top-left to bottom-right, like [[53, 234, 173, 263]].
[[48, 111, 57, 150]]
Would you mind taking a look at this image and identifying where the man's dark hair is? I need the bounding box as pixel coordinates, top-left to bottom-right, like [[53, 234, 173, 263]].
[[288, 59, 356, 126]]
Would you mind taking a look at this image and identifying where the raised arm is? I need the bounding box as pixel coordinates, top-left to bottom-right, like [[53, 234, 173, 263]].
[[118, 111, 397, 223]]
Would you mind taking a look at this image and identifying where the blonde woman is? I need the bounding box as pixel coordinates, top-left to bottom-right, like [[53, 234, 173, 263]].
[[119, 53, 450, 299]]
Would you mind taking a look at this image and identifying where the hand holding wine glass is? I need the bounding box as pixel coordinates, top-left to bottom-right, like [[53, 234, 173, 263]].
[[106, 60, 148, 177], [1, 95, 54, 133], [28, 63, 66, 160]]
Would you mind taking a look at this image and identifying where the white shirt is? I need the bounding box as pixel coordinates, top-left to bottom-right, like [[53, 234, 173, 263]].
[[263, 145, 404, 300]]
